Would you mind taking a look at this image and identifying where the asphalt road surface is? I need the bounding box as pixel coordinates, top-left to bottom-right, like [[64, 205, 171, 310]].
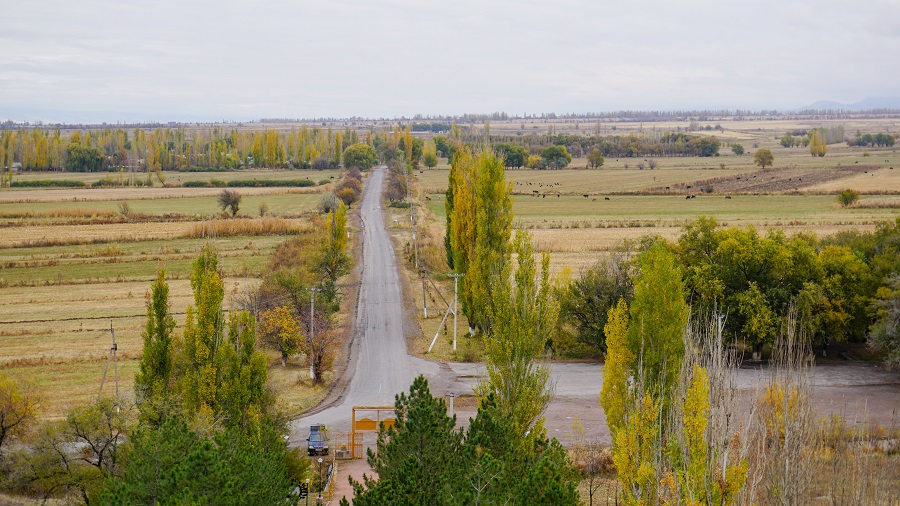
[[291, 168, 438, 437]]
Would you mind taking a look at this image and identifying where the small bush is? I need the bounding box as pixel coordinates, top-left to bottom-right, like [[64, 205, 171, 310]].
[[389, 201, 411, 209], [838, 188, 860, 207]]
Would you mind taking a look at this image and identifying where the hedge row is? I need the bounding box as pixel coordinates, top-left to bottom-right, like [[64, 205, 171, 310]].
[[11, 180, 87, 188], [182, 179, 317, 188]]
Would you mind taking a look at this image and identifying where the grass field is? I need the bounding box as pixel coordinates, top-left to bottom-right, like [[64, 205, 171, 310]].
[[426, 193, 898, 228], [0, 171, 345, 420]]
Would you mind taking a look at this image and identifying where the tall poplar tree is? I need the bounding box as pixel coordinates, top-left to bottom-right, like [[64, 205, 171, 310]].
[[448, 150, 512, 332], [626, 243, 689, 396], [476, 230, 557, 439], [134, 270, 176, 427]]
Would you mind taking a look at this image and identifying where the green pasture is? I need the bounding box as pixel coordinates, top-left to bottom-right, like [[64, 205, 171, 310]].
[[427, 193, 900, 228]]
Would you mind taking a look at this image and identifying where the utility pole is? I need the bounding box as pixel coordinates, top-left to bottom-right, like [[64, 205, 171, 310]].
[[308, 287, 321, 381], [448, 273, 465, 351], [421, 268, 428, 318], [99, 320, 119, 404]]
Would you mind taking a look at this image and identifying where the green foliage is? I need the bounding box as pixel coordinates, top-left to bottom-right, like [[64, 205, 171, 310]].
[[754, 148, 774, 169], [176, 245, 270, 427], [686, 136, 721, 157], [355, 375, 462, 505], [869, 276, 900, 369], [587, 147, 605, 168], [315, 200, 351, 313], [559, 257, 632, 353], [838, 188, 860, 206], [731, 143, 745, 156], [349, 376, 578, 506], [6, 397, 132, 504], [217, 189, 242, 216], [423, 151, 438, 169], [180, 178, 317, 188], [626, 243, 688, 395], [539, 145, 572, 169], [737, 282, 778, 351], [476, 231, 558, 437], [342, 143, 377, 170], [10, 179, 87, 188], [448, 149, 513, 331], [675, 216, 884, 348], [103, 418, 295, 505], [495, 143, 528, 169], [66, 143, 105, 172], [134, 270, 176, 427], [0, 373, 39, 462]]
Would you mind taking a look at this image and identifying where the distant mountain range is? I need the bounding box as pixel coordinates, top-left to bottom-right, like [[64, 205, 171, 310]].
[[797, 97, 900, 111]]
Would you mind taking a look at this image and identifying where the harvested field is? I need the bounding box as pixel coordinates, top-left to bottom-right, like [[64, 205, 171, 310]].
[[0, 185, 322, 203], [808, 166, 900, 193], [656, 165, 877, 194]]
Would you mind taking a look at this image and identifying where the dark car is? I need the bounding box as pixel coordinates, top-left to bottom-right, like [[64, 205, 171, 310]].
[[307, 424, 329, 456]]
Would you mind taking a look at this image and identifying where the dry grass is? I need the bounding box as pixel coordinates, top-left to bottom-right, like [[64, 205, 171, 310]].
[[0, 185, 315, 204], [182, 217, 307, 238], [848, 196, 900, 209], [0, 208, 117, 219], [807, 167, 900, 192], [0, 222, 196, 248]]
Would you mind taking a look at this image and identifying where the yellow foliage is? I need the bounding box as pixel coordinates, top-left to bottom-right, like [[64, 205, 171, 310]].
[[613, 393, 661, 505], [759, 382, 802, 444], [600, 298, 632, 433]]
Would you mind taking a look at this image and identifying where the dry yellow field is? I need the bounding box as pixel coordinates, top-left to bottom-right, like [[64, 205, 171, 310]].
[[0, 185, 325, 203], [807, 166, 900, 192]]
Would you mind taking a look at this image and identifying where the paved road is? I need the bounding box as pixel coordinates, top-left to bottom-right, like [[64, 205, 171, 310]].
[[291, 168, 438, 436]]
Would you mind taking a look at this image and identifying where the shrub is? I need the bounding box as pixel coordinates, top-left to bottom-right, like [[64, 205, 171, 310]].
[[838, 189, 860, 207], [10, 179, 86, 188]]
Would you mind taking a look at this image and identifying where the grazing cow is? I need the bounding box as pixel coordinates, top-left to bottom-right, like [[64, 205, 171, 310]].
[[725, 195, 732, 199], [583, 194, 589, 198], [604, 197, 610, 201], [592, 198, 597, 201], [665, 186, 670, 191]]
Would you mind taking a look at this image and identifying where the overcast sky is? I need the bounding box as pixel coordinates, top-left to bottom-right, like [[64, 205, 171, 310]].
[[2, 0, 899, 123]]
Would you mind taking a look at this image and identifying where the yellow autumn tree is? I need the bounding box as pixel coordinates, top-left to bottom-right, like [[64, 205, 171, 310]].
[[600, 298, 632, 433]]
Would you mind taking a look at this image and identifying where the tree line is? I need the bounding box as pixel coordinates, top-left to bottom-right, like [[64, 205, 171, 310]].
[[559, 216, 900, 365], [0, 125, 383, 172]]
